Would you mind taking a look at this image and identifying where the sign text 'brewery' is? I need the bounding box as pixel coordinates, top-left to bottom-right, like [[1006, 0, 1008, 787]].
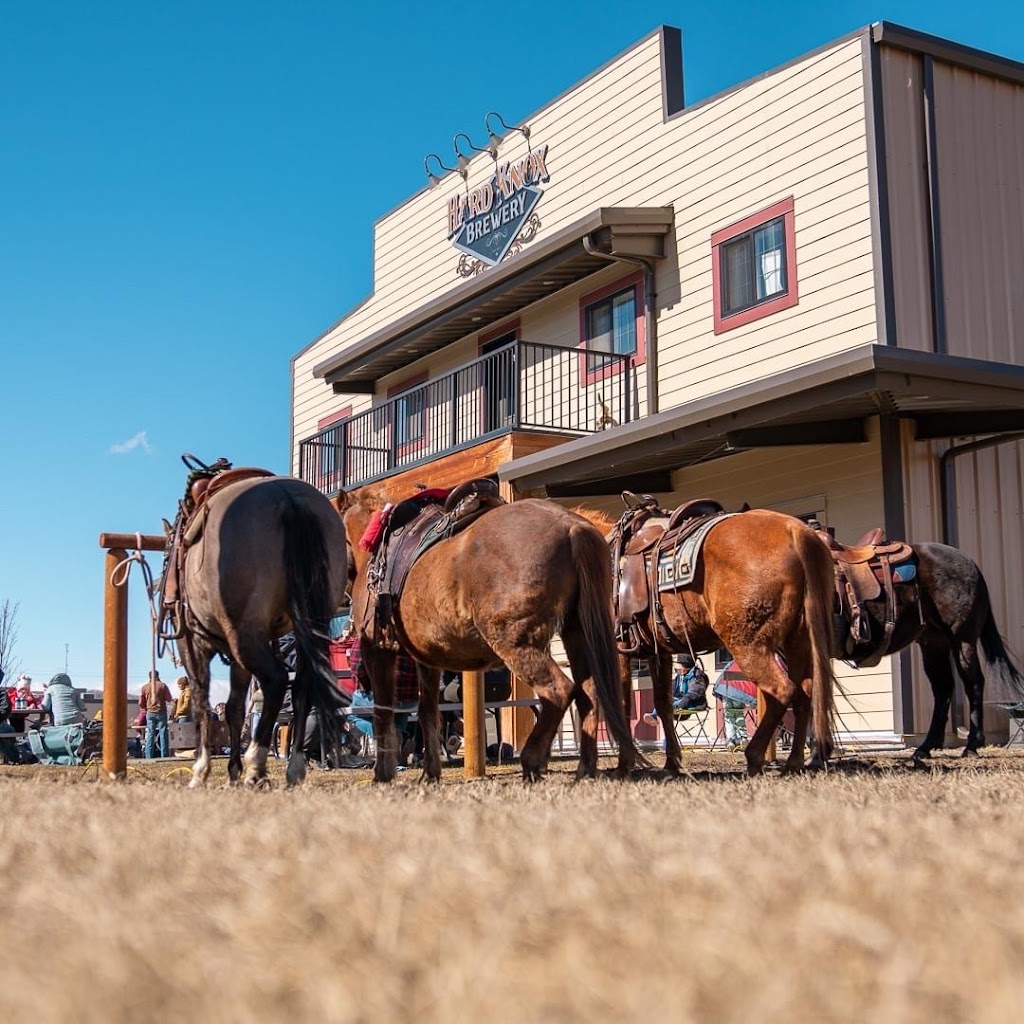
[[446, 145, 550, 267]]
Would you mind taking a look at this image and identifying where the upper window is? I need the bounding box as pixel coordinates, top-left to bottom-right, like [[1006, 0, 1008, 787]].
[[386, 372, 429, 455], [711, 197, 797, 334], [395, 388, 426, 447], [578, 272, 646, 383], [586, 286, 638, 357]]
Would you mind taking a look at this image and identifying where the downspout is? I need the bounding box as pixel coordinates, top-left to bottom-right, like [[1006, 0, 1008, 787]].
[[939, 431, 1024, 547], [582, 235, 659, 417]]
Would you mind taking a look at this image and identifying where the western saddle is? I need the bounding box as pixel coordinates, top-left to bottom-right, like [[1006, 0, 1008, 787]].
[[362, 478, 505, 650], [158, 454, 275, 641], [812, 523, 917, 666], [611, 492, 731, 657]]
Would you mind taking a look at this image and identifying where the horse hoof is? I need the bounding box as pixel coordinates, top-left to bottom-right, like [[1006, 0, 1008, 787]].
[[780, 762, 805, 776], [961, 746, 980, 759], [521, 766, 543, 784], [912, 747, 932, 761]]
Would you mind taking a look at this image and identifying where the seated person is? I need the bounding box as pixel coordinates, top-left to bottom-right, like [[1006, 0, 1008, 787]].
[[42, 672, 86, 727], [0, 678, 21, 764], [712, 660, 758, 749], [15, 674, 41, 709], [642, 653, 709, 727]]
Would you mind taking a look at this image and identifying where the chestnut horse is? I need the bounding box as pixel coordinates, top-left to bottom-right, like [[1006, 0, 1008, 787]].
[[578, 503, 836, 777], [166, 476, 349, 787], [340, 488, 639, 783]]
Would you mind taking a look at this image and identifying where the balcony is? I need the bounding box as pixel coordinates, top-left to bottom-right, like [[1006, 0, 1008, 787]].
[[299, 339, 636, 493]]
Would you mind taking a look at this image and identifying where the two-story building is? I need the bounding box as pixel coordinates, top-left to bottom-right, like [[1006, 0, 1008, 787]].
[[291, 22, 1024, 750]]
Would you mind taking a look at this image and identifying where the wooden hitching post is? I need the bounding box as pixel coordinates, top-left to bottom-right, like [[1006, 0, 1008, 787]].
[[462, 669, 486, 778], [98, 533, 166, 781], [102, 547, 129, 780]]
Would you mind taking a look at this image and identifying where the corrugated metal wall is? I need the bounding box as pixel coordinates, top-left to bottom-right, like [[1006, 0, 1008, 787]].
[[881, 44, 1024, 737]]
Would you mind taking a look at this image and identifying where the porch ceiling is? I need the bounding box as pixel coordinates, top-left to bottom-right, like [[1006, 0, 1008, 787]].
[[500, 345, 1024, 493], [312, 206, 674, 392]]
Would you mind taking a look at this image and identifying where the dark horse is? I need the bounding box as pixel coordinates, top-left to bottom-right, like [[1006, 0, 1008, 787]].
[[164, 474, 348, 787], [578, 503, 836, 777], [340, 488, 639, 783], [837, 539, 1024, 759]]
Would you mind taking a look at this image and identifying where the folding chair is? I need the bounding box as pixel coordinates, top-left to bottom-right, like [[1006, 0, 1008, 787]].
[[672, 706, 715, 748], [997, 702, 1024, 747]]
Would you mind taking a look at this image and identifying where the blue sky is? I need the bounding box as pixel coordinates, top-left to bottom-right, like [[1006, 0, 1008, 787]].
[[1, 0, 1021, 696]]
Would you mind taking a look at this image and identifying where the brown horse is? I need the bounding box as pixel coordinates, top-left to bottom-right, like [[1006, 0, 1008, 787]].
[[166, 475, 349, 787], [578, 502, 836, 777], [339, 488, 639, 783]]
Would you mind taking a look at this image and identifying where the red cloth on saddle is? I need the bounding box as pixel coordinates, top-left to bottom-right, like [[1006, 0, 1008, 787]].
[[413, 487, 451, 504], [359, 506, 391, 552], [358, 488, 453, 552]]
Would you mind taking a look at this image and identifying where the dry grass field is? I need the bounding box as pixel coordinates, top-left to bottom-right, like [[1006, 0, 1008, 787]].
[[2, 749, 1024, 1023]]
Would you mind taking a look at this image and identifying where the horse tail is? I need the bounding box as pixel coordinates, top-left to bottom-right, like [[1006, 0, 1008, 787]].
[[795, 527, 835, 761], [280, 491, 346, 744], [569, 522, 643, 765], [978, 577, 1024, 698]]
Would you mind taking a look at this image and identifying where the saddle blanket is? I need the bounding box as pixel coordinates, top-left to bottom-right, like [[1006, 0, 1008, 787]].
[[656, 513, 737, 591]]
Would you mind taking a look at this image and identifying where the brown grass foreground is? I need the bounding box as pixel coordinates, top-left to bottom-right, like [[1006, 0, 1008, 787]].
[[2, 751, 1024, 1023]]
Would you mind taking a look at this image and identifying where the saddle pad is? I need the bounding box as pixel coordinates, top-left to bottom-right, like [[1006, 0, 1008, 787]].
[[656, 513, 737, 591], [893, 562, 917, 583]]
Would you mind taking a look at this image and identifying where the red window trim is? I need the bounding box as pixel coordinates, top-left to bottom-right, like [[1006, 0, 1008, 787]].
[[577, 271, 646, 386], [386, 371, 429, 457], [711, 196, 797, 335], [317, 405, 352, 431]]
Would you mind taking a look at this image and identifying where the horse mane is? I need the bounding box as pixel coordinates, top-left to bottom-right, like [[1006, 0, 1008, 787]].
[[570, 505, 618, 534]]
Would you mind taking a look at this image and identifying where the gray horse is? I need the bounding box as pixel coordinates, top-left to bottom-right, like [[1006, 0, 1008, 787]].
[[170, 475, 348, 787]]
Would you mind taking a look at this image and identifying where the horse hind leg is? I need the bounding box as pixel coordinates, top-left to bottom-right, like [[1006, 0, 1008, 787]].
[[955, 639, 986, 756], [225, 663, 251, 783], [913, 636, 956, 760], [496, 643, 574, 783], [730, 645, 795, 777], [239, 640, 289, 787]]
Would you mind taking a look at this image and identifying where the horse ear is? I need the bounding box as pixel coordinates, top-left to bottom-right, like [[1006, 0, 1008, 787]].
[[739, 502, 751, 513], [162, 518, 173, 536], [333, 491, 350, 514]]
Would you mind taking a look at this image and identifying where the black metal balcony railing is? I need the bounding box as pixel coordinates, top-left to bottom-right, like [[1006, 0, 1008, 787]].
[[299, 339, 634, 493]]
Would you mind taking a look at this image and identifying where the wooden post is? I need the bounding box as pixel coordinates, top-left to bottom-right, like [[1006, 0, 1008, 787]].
[[102, 548, 129, 780], [462, 669, 486, 778], [98, 533, 165, 781]]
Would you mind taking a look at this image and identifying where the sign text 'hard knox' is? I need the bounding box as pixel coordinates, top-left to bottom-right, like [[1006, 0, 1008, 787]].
[[447, 145, 550, 266]]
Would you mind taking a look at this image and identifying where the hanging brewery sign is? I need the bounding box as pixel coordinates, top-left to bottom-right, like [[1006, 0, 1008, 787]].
[[447, 145, 550, 267]]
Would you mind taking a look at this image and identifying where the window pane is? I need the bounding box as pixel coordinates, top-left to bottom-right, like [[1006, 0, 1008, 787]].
[[586, 300, 613, 353], [397, 391, 425, 445], [611, 291, 637, 355], [723, 237, 754, 313], [754, 218, 786, 300]]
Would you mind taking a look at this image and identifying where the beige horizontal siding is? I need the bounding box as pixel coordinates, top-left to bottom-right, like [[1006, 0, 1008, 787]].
[[293, 33, 876, 471]]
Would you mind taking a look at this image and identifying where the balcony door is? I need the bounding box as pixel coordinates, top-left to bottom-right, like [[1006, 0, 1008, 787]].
[[480, 329, 517, 433]]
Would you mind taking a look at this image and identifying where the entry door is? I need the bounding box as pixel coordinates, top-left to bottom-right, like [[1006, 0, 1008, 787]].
[[480, 330, 517, 433]]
